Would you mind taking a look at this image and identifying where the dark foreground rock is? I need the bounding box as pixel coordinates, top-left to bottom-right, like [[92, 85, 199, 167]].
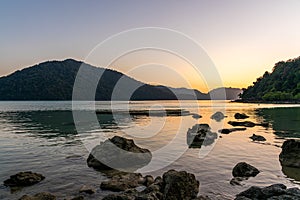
[[87, 136, 152, 171], [210, 112, 226, 121], [187, 124, 218, 148], [79, 185, 95, 194], [218, 128, 246, 134], [102, 170, 200, 200], [235, 184, 300, 200], [234, 113, 249, 119], [19, 192, 56, 200], [4, 171, 45, 187], [250, 134, 266, 142], [279, 139, 300, 168], [232, 162, 260, 178]]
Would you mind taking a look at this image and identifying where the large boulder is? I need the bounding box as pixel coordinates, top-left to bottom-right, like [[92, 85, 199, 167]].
[[187, 124, 218, 148], [235, 184, 300, 200], [232, 162, 260, 178], [279, 139, 300, 168], [87, 136, 152, 171], [4, 171, 45, 187], [162, 170, 199, 200], [19, 192, 56, 200]]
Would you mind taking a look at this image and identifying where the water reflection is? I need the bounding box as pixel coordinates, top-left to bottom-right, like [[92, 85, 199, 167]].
[[256, 107, 300, 138], [256, 107, 300, 181]]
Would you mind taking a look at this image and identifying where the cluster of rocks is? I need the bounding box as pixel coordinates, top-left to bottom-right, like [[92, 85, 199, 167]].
[[102, 169, 201, 200], [4, 171, 45, 187], [186, 124, 218, 148]]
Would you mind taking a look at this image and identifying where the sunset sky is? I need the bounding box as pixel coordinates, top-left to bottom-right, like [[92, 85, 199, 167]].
[[1, 0, 300, 92]]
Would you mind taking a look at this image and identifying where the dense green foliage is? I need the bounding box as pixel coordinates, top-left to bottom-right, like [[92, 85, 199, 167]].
[[241, 57, 300, 101]]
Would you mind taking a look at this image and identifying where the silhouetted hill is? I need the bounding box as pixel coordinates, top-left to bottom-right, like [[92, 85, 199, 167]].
[[0, 59, 241, 101], [241, 57, 300, 102], [209, 87, 242, 100]]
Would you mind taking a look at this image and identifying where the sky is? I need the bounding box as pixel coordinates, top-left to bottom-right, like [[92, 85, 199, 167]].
[[1, 0, 300, 92]]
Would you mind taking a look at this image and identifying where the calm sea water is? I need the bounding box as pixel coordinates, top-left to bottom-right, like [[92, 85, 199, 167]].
[[0, 101, 300, 200]]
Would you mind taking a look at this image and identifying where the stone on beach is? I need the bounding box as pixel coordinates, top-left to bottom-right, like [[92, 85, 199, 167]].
[[232, 162, 260, 178], [4, 171, 45, 187], [279, 139, 300, 168]]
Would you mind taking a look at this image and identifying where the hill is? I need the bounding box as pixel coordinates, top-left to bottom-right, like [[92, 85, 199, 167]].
[[0, 59, 240, 101], [241, 57, 300, 102]]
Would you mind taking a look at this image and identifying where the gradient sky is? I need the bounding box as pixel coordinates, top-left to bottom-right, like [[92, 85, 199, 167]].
[[1, 0, 300, 92]]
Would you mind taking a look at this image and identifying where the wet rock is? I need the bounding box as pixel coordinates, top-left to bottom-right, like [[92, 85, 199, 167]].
[[228, 121, 256, 127], [279, 139, 300, 168], [218, 128, 246, 134], [79, 185, 95, 194], [249, 134, 266, 142], [234, 113, 249, 119], [4, 171, 45, 187], [19, 192, 56, 200], [162, 169, 199, 200], [100, 173, 144, 192], [192, 196, 211, 200], [232, 162, 260, 178], [87, 136, 152, 171], [187, 124, 218, 148], [102, 194, 134, 200], [211, 112, 226, 121], [235, 184, 300, 200], [143, 175, 155, 187]]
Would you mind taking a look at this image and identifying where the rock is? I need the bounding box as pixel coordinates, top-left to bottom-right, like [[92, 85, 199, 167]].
[[234, 113, 249, 119], [228, 121, 256, 127], [192, 196, 211, 200], [143, 175, 155, 187], [4, 171, 45, 187], [100, 173, 144, 192], [249, 134, 266, 142], [87, 136, 152, 171], [210, 112, 226, 121], [232, 162, 260, 178], [235, 184, 300, 200], [19, 192, 56, 200], [218, 128, 246, 134], [192, 114, 202, 119], [102, 194, 135, 200], [187, 124, 218, 148], [162, 169, 199, 200], [79, 185, 95, 194], [279, 139, 300, 168]]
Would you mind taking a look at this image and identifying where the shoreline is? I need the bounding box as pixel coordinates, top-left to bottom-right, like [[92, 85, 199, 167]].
[[232, 99, 300, 104]]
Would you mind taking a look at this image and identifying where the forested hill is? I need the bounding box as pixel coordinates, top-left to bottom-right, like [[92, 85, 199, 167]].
[[241, 57, 300, 101]]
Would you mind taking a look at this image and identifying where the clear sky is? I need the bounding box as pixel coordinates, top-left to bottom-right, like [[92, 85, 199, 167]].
[[1, 0, 300, 92]]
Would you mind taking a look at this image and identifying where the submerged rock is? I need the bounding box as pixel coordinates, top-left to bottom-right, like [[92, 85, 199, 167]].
[[279, 139, 300, 168], [228, 121, 256, 127], [210, 112, 226, 121], [235, 184, 300, 200], [249, 134, 266, 142], [187, 124, 218, 148], [232, 162, 260, 178], [218, 128, 246, 134], [87, 136, 152, 171], [234, 113, 249, 119], [192, 114, 202, 119], [4, 171, 45, 187], [19, 192, 56, 200]]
